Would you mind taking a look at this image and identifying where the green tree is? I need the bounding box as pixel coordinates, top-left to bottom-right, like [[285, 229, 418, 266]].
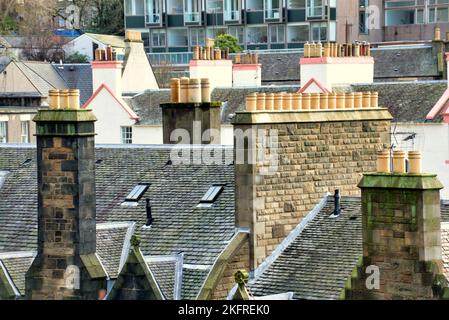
[[88, 0, 124, 35], [65, 52, 90, 63], [214, 34, 242, 53]]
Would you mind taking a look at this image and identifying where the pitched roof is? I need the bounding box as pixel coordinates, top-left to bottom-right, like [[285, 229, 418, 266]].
[[127, 86, 300, 126], [0, 144, 236, 299], [96, 222, 135, 279], [248, 196, 449, 300], [83, 33, 125, 49], [347, 81, 447, 122], [0, 251, 35, 296], [145, 255, 183, 300], [12, 61, 68, 96], [52, 63, 93, 106]]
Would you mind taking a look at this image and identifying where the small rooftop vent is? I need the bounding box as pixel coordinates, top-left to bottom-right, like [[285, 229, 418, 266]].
[[145, 198, 154, 226], [329, 189, 341, 218]]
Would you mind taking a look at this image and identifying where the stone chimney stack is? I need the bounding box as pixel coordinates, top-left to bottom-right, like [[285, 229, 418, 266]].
[[233, 93, 391, 272], [91, 47, 123, 97], [161, 77, 221, 144], [122, 31, 159, 92], [345, 150, 449, 299], [26, 90, 106, 300]]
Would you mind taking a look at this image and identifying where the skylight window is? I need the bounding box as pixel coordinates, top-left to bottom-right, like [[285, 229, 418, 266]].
[[200, 184, 225, 204], [125, 184, 150, 202]]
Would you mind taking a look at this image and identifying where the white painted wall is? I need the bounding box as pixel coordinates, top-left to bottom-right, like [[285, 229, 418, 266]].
[[122, 41, 159, 92], [63, 34, 124, 61], [131, 124, 234, 145], [394, 122, 449, 199], [233, 66, 262, 87], [92, 62, 123, 95], [300, 58, 374, 92], [88, 88, 135, 144], [189, 61, 233, 89]]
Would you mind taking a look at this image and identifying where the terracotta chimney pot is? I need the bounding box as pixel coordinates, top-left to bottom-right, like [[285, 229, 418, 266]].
[[68, 89, 80, 110], [48, 89, 60, 110], [256, 93, 266, 111], [302, 93, 311, 110], [336, 93, 345, 109], [59, 89, 69, 109], [246, 93, 257, 111], [292, 93, 302, 110], [408, 151, 422, 174], [170, 78, 181, 103], [180, 77, 189, 103], [371, 92, 379, 108], [320, 93, 329, 109], [345, 92, 354, 109], [201, 78, 211, 103], [377, 150, 391, 173], [328, 93, 336, 109], [354, 92, 363, 108], [265, 93, 274, 111], [273, 93, 283, 110], [188, 78, 201, 103], [393, 150, 406, 174]]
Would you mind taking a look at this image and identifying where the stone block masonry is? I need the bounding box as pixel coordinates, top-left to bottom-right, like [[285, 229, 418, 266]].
[[233, 109, 392, 271], [345, 173, 449, 300], [26, 109, 106, 300]]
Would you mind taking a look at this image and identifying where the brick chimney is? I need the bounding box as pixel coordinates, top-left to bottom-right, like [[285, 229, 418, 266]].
[[161, 77, 221, 144], [122, 31, 159, 92], [232, 91, 392, 272], [25, 90, 106, 300], [345, 151, 449, 299], [91, 47, 123, 97]]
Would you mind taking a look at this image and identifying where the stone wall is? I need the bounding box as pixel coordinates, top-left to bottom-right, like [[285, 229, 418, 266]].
[[210, 241, 250, 300], [233, 110, 392, 270], [345, 174, 449, 300]]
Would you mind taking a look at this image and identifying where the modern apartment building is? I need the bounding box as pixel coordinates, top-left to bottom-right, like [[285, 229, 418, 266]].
[[124, 0, 337, 52], [339, 0, 449, 43]]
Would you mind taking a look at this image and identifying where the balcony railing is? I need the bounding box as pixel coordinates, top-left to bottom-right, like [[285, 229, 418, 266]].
[[146, 14, 161, 24], [224, 10, 240, 21], [148, 52, 193, 66], [307, 6, 323, 17], [184, 12, 201, 22], [265, 9, 280, 19]]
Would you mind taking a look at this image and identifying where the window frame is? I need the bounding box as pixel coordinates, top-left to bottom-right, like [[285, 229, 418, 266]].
[[20, 121, 29, 144], [0, 121, 7, 143], [121, 126, 133, 144]]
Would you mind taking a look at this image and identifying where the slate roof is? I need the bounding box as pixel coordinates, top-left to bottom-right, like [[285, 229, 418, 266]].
[[146, 255, 183, 300], [256, 45, 439, 84], [347, 81, 447, 122], [0, 144, 236, 299], [0, 252, 35, 295], [52, 64, 93, 106], [83, 33, 125, 49], [127, 86, 300, 126], [248, 196, 449, 300], [96, 222, 135, 279]]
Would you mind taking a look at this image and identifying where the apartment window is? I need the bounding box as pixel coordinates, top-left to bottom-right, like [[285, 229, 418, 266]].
[[288, 0, 306, 9], [265, 0, 281, 19], [207, 0, 224, 13], [0, 122, 7, 143], [224, 0, 240, 20], [168, 28, 188, 46], [307, 0, 323, 17], [206, 27, 227, 39], [185, 0, 201, 22], [229, 26, 245, 43], [359, 0, 369, 34], [270, 24, 285, 43], [190, 28, 206, 46], [121, 126, 133, 144], [125, 0, 145, 15], [20, 121, 29, 144], [151, 29, 166, 46], [247, 26, 268, 44], [311, 22, 327, 41], [167, 0, 183, 14], [247, 0, 264, 11], [429, 7, 449, 23], [287, 24, 309, 42], [146, 0, 161, 23]]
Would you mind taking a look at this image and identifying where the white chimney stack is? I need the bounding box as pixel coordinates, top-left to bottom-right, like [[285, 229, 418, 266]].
[[91, 47, 123, 97]]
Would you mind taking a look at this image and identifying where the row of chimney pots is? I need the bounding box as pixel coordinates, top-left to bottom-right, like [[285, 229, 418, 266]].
[[170, 77, 211, 103], [94, 47, 117, 62], [304, 42, 372, 58], [377, 150, 422, 174], [245, 91, 379, 112], [48, 89, 81, 110]]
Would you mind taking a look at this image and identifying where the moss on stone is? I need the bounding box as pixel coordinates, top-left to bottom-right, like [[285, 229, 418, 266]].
[[33, 109, 97, 123], [358, 174, 444, 191]]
